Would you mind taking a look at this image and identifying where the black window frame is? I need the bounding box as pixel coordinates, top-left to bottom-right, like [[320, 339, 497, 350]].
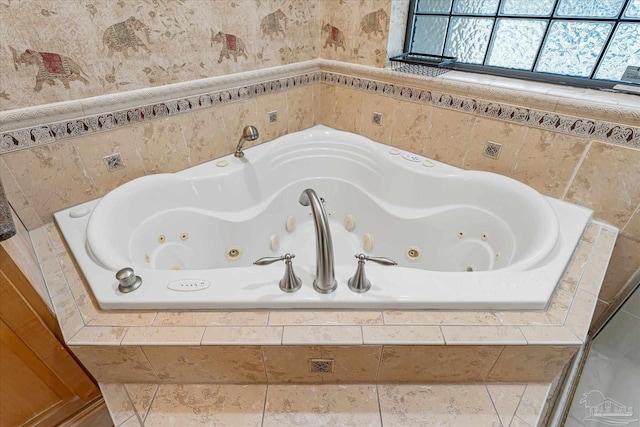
[[403, 0, 640, 90]]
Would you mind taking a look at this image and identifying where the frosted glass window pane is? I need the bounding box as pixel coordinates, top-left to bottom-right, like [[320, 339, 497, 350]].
[[536, 21, 613, 77], [595, 23, 640, 81], [452, 0, 499, 15], [556, 0, 625, 18], [500, 0, 554, 16], [487, 19, 547, 69], [444, 17, 493, 64], [412, 16, 449, 55], [624, 0, 640, 17], [417, 0, 452, 13]]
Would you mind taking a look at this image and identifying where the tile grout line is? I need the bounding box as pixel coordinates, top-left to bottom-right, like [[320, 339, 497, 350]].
[[619, 201, 640, 235], [121, 384, 143, 426], [484, 345, 506, 382], [142, 384, 160, 426], [260, 383, 270, 427], [375, 384, 384, 426], [485, 385, 506, 427], [511, 384, 529, 427]]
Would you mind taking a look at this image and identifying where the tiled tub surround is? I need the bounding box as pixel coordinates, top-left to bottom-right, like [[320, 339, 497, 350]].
[[98, 382, 553, 426], [30, 218, 615, 385]]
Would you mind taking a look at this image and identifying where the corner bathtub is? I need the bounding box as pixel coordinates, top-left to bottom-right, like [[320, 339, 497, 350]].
[[55, 125, 592, 310]]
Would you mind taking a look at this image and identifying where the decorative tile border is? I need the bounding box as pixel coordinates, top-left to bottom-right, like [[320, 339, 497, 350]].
[[321, 71, 640, 149], [0, 71, 320, 154]]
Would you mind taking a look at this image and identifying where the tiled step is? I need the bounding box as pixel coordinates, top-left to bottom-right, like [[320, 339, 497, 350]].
[[101, 382, 551, 427]]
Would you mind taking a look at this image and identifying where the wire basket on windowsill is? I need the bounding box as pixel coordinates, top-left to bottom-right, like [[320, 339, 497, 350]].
[[389, 53, 457, 77]]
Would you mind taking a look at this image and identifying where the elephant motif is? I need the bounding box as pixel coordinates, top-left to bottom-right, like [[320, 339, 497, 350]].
[[9, 47, 89, 91], [322, 23, 346, 51], [261, 9, 288, 40], [211, 31, 248, 63], [103, 16, 151, 58], [360, 8, 389, 37]]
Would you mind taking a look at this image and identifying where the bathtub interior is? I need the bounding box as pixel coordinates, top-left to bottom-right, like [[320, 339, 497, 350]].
[[87, 131, 558, 275], [128, 178, 519, 273]]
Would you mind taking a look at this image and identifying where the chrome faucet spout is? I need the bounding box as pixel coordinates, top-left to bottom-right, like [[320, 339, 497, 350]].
[[234, 125, 259, 158], [299, 188, 337, 294]]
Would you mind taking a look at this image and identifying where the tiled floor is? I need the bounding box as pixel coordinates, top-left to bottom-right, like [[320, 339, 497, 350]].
[[102, 382, 551, 427]]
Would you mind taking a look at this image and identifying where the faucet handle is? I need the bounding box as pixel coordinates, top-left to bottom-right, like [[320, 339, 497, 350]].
[[348, 253, 397, 293], [254, 253, 302, 293]]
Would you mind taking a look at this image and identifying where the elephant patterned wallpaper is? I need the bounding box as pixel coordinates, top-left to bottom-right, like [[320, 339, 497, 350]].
[[0, 0, 392, 112]]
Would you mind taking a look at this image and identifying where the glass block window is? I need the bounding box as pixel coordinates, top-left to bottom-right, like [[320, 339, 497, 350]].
[[406, 0, 640, 88]]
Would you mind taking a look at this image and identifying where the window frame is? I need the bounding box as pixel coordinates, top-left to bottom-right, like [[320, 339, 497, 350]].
[[403, 0, 640, 90]]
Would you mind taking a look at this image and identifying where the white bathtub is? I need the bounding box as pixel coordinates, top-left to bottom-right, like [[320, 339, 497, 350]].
[[55, 125, 592, 310]]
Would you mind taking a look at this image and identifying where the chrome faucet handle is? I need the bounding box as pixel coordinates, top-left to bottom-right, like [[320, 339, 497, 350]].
[[348, 253, 397, 293], [116, 267, 142, 293], [254, 253, 302, 293]]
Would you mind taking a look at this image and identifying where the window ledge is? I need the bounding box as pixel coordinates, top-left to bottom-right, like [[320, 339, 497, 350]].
[[439, 70, 640, 110]]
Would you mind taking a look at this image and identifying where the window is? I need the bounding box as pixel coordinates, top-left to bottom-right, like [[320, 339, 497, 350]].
[[404, 0, 640, 88]]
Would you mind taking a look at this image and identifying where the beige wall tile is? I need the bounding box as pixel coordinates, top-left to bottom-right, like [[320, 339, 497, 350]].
[[73, 126, 146, 195], [487, 384, 526, 426], [379, 384, 501, 426], [256, 92, 289, 142], [330, 87, 363, 133], [383, 311, 500, 325], [590, 299, 610, 329], [622, 204, 640, 240], [268, 311, 382, 325], [68, 326, 128, 346], [463, 117, 528, 175], [1, 210, 49, 308], [142, 345, 266, 383], [124, 383, 157, 424], [153, 311, 268, 326], [100, 383, 137, 426], [14, 207, 44, 230], [487, 345, 577, 382], [321, 346, 382, 383], [598, 235, 640, 303], [121, 326, 205, 345], [565, 142, 640, 228], [362, 325, 444, 345], [441, 325, 527, 345], [202, 326, 283, 345], [39, 257, 68, 298], [180, 107, 229, 166], [312, 83, 321, 125], [3, 142, 98, 223], [377, 345, 503, 382], [282, 325, 362, 345], [319, 83, 337, 128], [359, 92, 397, 144], [145, 384, 266, 427], [510, 129, 589, 198], [287, 85, 315, 133], [263, 384, 380, 426], [0, 157, 29, 210], [424, 107, 477, 167], [69, 345, 158, 383], [262, 346, 323, 383], [390, 100, 432, 154], [218, 99, 261, 152], [132, 115, 190, 174]]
